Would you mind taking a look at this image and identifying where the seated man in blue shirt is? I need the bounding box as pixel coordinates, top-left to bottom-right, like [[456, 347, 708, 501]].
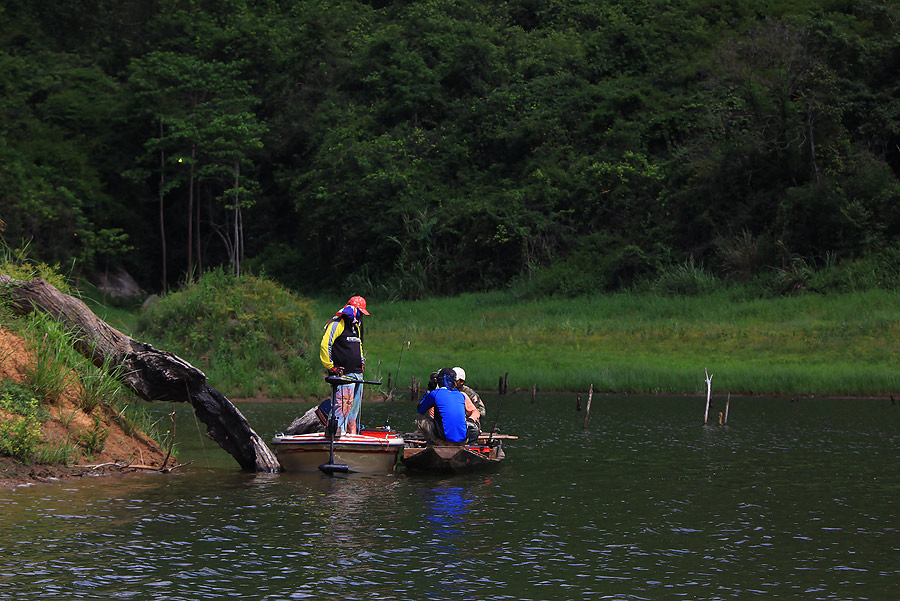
[[416, 368, 480, 444]]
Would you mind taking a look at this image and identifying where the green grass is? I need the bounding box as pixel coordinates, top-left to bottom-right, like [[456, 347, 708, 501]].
[[333, 288, 900, 398], [12, 258, 898, 405]]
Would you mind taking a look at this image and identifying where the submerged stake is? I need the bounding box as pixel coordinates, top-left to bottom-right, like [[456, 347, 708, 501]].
[[582, 383, 594, 431]]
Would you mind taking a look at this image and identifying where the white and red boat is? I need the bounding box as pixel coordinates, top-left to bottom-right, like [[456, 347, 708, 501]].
[[272, 428, 405, 474]]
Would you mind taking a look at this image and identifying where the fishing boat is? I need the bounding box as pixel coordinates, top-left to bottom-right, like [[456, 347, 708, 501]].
[[272, 428, 405, 474], [274, 374, 404, 474], [400, 433, 515, 472]]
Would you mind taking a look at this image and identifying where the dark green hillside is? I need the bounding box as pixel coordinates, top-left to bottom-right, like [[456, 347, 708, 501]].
[[2, 1, 899, 298]]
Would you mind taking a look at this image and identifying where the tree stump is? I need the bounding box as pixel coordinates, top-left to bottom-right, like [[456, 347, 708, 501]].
[[0, 274, 280, 472]]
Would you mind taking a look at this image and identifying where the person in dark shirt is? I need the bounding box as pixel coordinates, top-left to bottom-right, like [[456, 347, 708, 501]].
[[319, 296, 369, 435]]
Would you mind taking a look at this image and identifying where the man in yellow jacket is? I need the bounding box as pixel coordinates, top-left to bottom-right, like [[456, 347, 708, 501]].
[[320, 296, 369, 435]]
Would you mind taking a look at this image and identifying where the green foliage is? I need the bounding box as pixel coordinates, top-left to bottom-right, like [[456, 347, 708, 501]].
[[3, 0, 900, 298], [0, 382, 44, 462], [808, 245, 900, 293], [33, 440, 78, 465], [0, 239, 71, 293], [136, 269, 318, 397], [0, 49, 127, 271], [0, 381, 45, 419]]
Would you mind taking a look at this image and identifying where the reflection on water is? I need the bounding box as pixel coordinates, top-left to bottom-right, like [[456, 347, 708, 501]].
[[2, 396, 900, 600], [424, 485, 474, 543]]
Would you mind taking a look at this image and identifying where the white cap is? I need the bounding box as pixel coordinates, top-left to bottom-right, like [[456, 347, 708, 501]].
[[453, 367, 466, 381]]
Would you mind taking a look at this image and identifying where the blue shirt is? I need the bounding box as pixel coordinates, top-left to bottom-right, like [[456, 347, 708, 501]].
[[417, 387, 468, 442]]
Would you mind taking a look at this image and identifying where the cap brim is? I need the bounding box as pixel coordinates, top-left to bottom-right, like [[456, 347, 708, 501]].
[[359, 307, 370, 315]]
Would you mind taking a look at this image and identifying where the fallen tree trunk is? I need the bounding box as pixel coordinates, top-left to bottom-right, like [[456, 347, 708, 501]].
[[1, 274, 281, 473]]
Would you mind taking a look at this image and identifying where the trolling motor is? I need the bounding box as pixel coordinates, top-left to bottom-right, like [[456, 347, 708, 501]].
[[318, 374, 383, 475]]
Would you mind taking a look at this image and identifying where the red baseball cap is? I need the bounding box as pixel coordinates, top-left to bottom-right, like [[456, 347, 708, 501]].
[[347, 295, 370, 315]]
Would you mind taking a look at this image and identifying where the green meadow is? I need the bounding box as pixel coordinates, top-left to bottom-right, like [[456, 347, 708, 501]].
[[314, 289, 900, 399], [9, 262, 897, 401]]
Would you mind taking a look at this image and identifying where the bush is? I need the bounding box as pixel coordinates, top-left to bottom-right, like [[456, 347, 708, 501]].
[[0, 383, 44, 462], [136, 269, 318, 397], [639, 258, 722, 296], [808, 247, 900, 293], [523, 237, 660, 298]]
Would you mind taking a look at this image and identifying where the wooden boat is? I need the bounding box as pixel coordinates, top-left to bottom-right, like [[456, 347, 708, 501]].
[[272, 428, 405, 474], [400, 434, 515, 472]]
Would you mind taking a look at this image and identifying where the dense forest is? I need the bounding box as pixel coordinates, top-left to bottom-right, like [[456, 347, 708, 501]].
[[2, 0, 899, 299]]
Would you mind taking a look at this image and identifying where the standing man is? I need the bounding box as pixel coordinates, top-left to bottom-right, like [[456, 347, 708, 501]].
[[320, 295, 369, 435]]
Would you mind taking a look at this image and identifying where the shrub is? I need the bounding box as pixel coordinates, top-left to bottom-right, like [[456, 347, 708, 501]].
[[808, 246, 900, 293], [136, 269, 318, 397], [0, 383, 44, 462], [641, 258, 722, 296]]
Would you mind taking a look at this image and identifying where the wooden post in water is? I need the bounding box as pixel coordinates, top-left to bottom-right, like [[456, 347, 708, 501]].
[[724, 393, 731, 425], [576, 394, 582, 411], [703, 368, 713, 425], [582, 383, 594, 431], [531, 383, 536, 405], [386, 371, 392, 401]]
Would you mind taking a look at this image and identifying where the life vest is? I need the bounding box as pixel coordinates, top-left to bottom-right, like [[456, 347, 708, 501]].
[[330, 316, 364, 372]]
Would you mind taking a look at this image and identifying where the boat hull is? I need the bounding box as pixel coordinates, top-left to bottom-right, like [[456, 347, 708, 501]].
[[401, 442, 505, 472], [272, 431, 404, 473]]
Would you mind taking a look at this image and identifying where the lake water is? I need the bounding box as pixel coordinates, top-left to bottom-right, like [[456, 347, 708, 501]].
[[1, 395, 899, 600]]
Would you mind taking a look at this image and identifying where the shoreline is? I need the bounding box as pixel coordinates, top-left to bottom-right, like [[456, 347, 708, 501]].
[[0, 457, 175, 490]]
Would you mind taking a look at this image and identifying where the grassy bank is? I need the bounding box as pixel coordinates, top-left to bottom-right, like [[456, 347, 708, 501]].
[[312, 289, 900, 398]]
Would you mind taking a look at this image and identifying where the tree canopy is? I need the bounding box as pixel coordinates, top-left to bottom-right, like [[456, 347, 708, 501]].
[[2, 0, 899, 298]]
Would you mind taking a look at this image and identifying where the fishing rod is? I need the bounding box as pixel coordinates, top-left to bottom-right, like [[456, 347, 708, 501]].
[[486, 372, 508, 448], [390, 309, 412, 400]]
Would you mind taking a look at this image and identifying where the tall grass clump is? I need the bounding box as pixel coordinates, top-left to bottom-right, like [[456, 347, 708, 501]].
[[637, 258, 722, 296], [75, 349, 126, 414], [137, 268, 318, 398], [22, 312, 80, 403]]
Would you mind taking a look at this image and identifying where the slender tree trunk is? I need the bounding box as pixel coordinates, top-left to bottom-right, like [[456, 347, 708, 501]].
[[233, 159, 241, 276], [808, 108, 820, 183], [195, 177, 202, 279], [0, 274, 281, 472], [158, 118, 168, 294], [187, 146, 195, 282]]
